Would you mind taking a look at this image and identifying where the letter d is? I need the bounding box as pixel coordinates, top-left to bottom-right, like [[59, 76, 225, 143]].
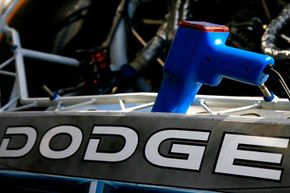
[[0, 127, 37, 158]]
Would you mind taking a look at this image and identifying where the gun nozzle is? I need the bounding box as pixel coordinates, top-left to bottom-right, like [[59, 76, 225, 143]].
[[259, 84, 271, 98], [259, 83, 277, 102]]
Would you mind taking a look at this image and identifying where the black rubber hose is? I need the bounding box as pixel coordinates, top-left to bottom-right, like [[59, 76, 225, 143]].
[[261, 3, 290, 60], [129, 0, 192, 72], [129, 18, 169, 72]]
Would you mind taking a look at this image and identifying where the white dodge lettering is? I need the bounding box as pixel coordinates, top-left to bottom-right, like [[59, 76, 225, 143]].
[[215, 134, 289, 180], [84, 126, 138, 162], [39, 125, 83, 159], [2, 123, 290, 181], [145, 130, 210, 170], [0, 127, 37, 157]]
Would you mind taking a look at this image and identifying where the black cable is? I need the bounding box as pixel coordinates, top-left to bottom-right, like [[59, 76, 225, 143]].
[[261, 3, 290, 60], [102, 0, 128, 48], [265, 65, 290, 101], [129, 0, 193, 73]]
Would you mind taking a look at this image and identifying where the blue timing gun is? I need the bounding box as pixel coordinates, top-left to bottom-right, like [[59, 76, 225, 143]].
[[152, 21, 275, 113]]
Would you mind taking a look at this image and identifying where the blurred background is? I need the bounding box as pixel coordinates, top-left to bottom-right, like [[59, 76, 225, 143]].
[[2, 0, 290, 104]]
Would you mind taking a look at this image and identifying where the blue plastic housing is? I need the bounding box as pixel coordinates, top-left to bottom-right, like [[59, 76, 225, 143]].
[[152, 21, 274, 113]]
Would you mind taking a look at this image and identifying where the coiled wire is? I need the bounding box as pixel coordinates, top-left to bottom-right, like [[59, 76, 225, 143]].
[[261, 3, 290, 60]]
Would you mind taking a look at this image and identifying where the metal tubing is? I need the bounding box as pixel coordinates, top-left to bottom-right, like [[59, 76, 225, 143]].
[[102, 0, 126, 48], [0, 0, 19, 31], [215, 102, 261, 114], [119, 98, 126, 110], [121, 102, 154, 112], [7, 27, 29, 100], [15, 91, 290, 111], [5, 26, 79, 104], [88, 181, 98, 193], [60, 99, 96, 111], [110, 19, 128, 71], [110, 0, 139, 71], [1, 0, 19, 21], [0, 96, 18, 112], [8, 82, 19, 109], [199, 99, 215, 115], [0, 57, 14, 70], [0, 70, 16, 76], [22, 49, 79, 67], [20, 93, 157, 107], [6, 102, 37, 112]]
